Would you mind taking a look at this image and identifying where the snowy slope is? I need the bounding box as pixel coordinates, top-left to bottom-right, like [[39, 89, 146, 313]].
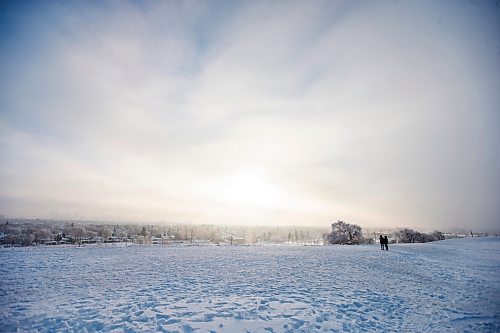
[[1, 237, 499, 332]]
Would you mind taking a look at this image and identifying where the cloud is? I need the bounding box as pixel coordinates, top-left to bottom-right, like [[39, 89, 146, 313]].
[[0, 0, 499, 229]]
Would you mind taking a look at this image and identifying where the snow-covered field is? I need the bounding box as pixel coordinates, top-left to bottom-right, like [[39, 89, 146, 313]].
[[1, 237, 499, 332]]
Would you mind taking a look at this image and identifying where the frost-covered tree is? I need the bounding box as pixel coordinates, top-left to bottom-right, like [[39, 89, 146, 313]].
[[393, 228, 417, 243], [115, 230, 128, 241], [393, 228, 439, 243], [99, 228, 112, 241], [324, 220, 364, 245], [34, 229, 53, 244], [21, 233, 35, 246], [432, 231, 445, 241]]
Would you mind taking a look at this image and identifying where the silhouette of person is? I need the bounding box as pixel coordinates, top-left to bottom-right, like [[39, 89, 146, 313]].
[[384, 236, 389, 251], [379, 235, 384, 250]]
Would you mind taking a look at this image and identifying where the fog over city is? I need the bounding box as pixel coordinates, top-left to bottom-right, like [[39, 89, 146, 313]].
[[0, 0, 499, 231]]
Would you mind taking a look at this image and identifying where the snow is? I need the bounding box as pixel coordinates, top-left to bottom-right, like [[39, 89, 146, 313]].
[[1, 237, 499, 332]]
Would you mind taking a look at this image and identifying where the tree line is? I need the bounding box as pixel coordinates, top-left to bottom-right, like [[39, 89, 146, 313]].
[[324, 220, 461, 245], [0, 219, 327, 246], [1, 218, 483, 247]]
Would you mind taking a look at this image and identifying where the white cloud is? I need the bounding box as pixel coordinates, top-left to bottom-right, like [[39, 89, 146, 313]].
[[0, 0, 498, 229]]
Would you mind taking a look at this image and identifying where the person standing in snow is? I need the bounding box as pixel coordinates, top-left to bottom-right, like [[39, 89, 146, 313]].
[[379, 235, 384, 250], [384, 236, 389, 251]]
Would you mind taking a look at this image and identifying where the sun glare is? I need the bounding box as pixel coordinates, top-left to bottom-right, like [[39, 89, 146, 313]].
[[210, 171, 284, 209]]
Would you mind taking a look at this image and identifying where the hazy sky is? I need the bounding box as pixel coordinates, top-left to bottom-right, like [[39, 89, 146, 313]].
[[0, 0, 499, 230]]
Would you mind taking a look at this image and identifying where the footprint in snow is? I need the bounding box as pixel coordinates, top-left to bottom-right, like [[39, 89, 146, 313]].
[[182, 324, 197, 332]]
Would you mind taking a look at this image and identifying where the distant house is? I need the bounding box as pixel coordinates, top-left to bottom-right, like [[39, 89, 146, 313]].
[[107, 236, 121, 243], [221, 235, 245, 245], [81, 238, 96, 244], [150, 236, 163, 244]]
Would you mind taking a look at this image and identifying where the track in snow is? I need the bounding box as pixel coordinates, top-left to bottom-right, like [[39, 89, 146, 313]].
[[1, 237, 499, 332]]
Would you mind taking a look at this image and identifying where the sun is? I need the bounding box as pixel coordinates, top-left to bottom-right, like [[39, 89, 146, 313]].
[[210, 170, 284, 209]]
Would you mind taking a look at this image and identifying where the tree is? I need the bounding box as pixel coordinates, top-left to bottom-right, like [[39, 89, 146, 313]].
[[189, 227, 195, 244], [393, 228, 438, 243], [116, 230, 128, 241], [99, 228, 112, 242], [21, 233, 35, 246], [393, 228, 417, 243], [71, 227, 85, 246], [324, 220, 364, 245], [432, 231, 445, 241], [35, 229, 53, 244]]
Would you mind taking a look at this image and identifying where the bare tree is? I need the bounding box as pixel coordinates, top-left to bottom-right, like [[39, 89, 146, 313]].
[[189, 227, 195, 244], [72, 227, 84, 246]]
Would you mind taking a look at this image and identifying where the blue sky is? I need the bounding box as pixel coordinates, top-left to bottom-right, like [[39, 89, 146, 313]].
[[0, 0, 499, 230]]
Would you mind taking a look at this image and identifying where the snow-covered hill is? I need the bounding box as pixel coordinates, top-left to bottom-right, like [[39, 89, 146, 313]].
[[1, 237, 499, 332]]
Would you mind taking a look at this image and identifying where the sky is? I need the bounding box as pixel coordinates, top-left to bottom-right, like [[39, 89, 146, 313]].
[[0, 0, 499, 230]]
